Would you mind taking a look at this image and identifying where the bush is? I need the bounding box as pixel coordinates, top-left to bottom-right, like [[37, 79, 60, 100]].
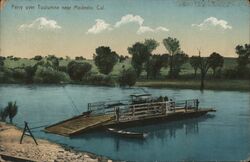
[[33, 55, 43, 61], [75, 56, 86, 60], [58, 66, 67, 73], [12, 68, 26, 81], [67, 61, 92, 81], [0, 101, 18, 123], [34, 66, 68, 83], [118, 68, 137, 87], [83, 74, 115, 86], [0, 108, 8, 122]]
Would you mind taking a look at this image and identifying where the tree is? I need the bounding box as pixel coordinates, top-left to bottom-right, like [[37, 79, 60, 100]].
[[24, 65, 37, 83], [146, 54, 168, 79], [128, 42, 150, 76], [171, 52, 189, 78], [190, 56, 201, 77], [75, 56, 86, 60], [197, 51, 211, 90], [208, 52, 224, 77], [94, 46, 118, 75], [128, 39, 158, 77], [47, 55, 59, 69], [0, 57, 4, 71], [67, 61, 92, 81], [5, 101, 18, 123], [163, 37, 180, 78], [235, 44, 250, 78], [144, 39, 159, 53], [33, 55, 43, 61], [118, 68, 137, 87]]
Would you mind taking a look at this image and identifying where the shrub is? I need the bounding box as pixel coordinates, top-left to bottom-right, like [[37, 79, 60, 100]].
[[0, 108, 8, 122], [58, 66, 67, 73], [12, 68, 26, 81], [33, 55, 43, 61], [34, 66, 68, 83], [75, 56, 86, 60], [223, 69, 238, 79], [5, 101, 18, 123], [118, 68, 137, 87], [83, 74, 115, 86], [67, 61, 92, 81]]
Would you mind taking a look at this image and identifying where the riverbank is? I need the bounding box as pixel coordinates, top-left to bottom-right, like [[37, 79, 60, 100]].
[[0, 122, 111, 162], [136, 79, 250, 91]]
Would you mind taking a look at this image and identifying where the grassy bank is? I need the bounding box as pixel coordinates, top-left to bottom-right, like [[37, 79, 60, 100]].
[[136, 79, 250, 91]]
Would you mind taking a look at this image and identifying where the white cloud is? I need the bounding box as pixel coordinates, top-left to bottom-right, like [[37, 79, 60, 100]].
[[18, 17, 61, 31], [86, 14, 169, 35], [137, 26, 169, 34], [155, 26, 169, 32], [86, 19, 112, 34], [115, 14, 144, 27], [192, 17, 232, 30]]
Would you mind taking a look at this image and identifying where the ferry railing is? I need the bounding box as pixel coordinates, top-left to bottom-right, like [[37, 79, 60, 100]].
[[88, 98, 200, 119]]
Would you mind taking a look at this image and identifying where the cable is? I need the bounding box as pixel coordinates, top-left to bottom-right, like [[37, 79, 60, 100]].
[[62, 85, 81, 114]]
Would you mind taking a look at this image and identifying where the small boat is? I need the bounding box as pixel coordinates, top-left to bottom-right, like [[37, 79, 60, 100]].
[[107, 127, 147, 139]]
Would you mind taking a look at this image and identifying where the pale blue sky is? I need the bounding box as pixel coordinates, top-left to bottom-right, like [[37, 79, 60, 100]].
[[1, 0, 249, 58]]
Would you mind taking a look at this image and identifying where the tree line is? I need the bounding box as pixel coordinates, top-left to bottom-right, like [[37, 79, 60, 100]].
[[0, 37, 249, 90]]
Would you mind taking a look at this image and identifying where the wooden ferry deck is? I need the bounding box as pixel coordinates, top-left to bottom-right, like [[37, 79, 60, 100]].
[[44, 95, 215, 136], [44, 107, 215, 136]]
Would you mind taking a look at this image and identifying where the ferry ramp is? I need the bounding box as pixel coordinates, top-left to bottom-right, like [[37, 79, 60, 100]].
[[44, 114, 114, 136]]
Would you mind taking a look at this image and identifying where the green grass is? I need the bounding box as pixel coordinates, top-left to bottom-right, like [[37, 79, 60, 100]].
[[3, 57, 238, 77], [3, 57, 249, 91], [136, 79, 250, 91]]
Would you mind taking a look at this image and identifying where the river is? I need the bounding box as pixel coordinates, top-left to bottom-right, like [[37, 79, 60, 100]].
[[0, 84, 249, 161]]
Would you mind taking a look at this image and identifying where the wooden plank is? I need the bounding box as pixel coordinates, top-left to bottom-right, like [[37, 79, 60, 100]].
[[45, 114, 114, 136]]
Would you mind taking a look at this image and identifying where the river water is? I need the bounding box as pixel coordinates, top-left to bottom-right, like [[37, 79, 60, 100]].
[[0, 84, 249, 161]]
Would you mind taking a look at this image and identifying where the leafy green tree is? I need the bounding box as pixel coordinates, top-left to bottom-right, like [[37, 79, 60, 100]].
[[163, 37, 180, 78], [47, 55, 59, 69], [146, 54, 168, 79], [67, 61, 92, 81], [94, 46, 118, 75], [5, 101, 18, 123], [33, 55, 43, 61], [144, 39, 159, 53], [235, 44, 250, 78], [208, 52, 224, 77], [118, 68, 137, 87], [190, 56, 200, 77], [0, 57, 4, 71], [171, 52, 189, 78], [75, 56, 86, 60], [24, 66, 37, 83], [128, 42, 149, 76], [196, 51, 211, 90]]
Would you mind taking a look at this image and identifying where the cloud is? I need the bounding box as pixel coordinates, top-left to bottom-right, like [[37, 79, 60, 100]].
[[137, 26, 169, 34], [115, 14, 144, 27], [86, 14, 169, 35], [18, 17, 61, 31], [192, 17, 232, 30], [86, 19, 113, 34]]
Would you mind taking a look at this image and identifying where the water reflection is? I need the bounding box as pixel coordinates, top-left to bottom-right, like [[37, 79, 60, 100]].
[[72, 114, 215, 151]]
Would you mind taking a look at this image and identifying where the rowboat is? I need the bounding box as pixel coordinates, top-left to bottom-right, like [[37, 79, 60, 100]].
[[107, 128, 147, 139]]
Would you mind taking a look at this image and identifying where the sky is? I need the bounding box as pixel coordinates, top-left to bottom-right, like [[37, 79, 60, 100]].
[[0, 0, 249, 59]]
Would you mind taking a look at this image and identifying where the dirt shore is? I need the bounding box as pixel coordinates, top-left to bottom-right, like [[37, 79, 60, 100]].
[[0, 122, 111, 162]]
